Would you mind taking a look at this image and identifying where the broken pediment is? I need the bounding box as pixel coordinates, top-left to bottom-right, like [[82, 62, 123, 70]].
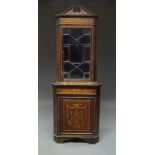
[[56, 4, 97, 17]]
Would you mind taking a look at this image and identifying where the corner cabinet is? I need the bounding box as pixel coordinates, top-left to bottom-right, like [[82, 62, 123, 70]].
[[52, 5, 103, 144]]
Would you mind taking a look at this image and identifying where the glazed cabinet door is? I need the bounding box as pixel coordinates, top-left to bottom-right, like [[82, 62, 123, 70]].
[[62, 28, 93, 81], [56, 96, 96, 136]]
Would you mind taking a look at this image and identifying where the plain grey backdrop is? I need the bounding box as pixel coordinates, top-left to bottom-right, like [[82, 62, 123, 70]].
[[38, 0, 116, 155]]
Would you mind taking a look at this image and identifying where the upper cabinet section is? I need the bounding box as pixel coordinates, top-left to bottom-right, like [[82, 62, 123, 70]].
[[56, 5, 98, 82]]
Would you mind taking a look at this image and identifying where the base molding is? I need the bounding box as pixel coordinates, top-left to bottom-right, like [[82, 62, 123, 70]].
[[54, 136, 99, 144]]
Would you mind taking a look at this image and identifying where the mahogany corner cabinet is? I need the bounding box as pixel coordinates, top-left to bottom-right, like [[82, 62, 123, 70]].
[[51, 5, 103, 144]]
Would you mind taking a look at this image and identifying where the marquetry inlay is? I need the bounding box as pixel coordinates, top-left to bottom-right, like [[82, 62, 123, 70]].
[[57, 18, 95, 25], [56, 88, 96, 94], [62, 99, 91, 132]]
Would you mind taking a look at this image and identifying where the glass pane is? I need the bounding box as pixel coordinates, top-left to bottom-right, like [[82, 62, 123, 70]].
[[70, 29, 83, 39], [64, 73, 69, 79], [70, 44, 83, 63], [85, 73, 90, 79], [85, 46, 90, 61], [63, 29, 71, 34], [64, 63, 75, 72], [63, 35, 74, 44], [70, 69, 83, 79], [83, 29, 91, 34], [79, 63, 90, 72], [79, 35, 90, 44], [63, 46, 69, 61]]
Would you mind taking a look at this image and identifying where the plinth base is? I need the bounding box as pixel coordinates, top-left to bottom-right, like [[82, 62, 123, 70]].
[[54, 136, 99, 144]]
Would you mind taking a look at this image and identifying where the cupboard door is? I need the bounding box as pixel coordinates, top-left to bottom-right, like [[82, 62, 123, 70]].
[[57, 96, 96, 135]]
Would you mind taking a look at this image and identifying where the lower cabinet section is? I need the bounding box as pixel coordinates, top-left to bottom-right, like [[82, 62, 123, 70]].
[[52, 84, 101, 144]]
